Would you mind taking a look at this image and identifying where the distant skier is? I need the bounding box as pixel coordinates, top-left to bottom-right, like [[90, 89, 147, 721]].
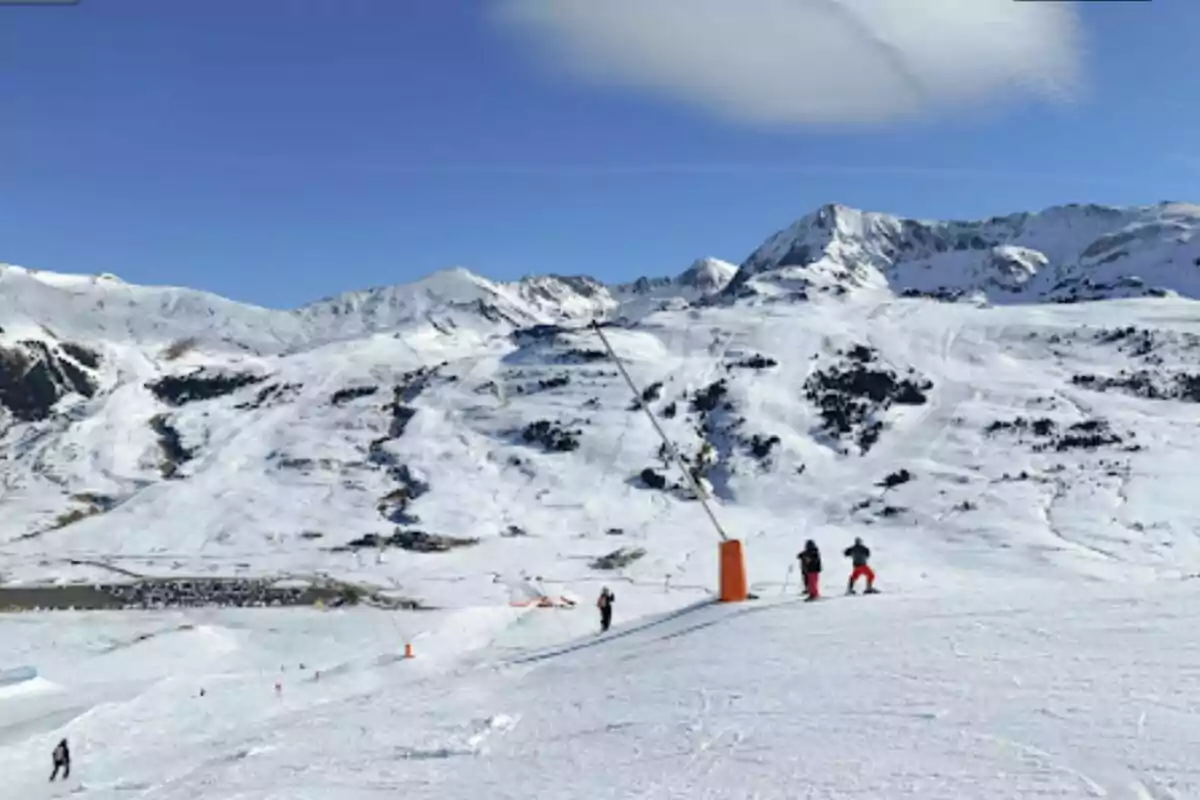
[[844, 537, 878, 595], [798, 540, 822, 601], [597, 586, 615, 633], [49, 738, 70, 782]]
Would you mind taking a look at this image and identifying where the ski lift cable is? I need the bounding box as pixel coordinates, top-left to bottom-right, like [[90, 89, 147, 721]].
[[589, 321, 730, 543]]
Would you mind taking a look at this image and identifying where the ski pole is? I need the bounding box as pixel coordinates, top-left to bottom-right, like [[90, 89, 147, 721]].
[[781, 562, 795, 596]]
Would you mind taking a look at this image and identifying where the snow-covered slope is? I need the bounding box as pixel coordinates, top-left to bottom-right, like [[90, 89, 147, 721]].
[[2, 200, 1200, 608], [7, 201, 1200, 796], [5, 580, 1200, 797], [0, 263, 308, 355]]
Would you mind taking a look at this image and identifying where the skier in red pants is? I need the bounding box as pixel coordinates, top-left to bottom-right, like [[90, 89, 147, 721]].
[[798, 540, 822, 601], [844, 537, 878, 594]]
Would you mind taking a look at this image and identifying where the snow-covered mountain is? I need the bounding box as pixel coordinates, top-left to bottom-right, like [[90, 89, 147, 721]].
[[2, 200, 1200, 609], [728, 201, 1200, 304], [295, 258, 738, 341]]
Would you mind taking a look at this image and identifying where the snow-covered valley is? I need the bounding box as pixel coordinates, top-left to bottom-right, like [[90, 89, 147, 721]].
[[4, 200, 1200, 797]]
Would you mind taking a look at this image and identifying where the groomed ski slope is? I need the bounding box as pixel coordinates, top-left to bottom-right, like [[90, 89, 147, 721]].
[[3, 580, 1200, 798]]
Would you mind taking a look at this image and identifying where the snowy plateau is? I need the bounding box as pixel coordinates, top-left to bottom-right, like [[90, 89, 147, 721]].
[[4, 201, 1200, 798]]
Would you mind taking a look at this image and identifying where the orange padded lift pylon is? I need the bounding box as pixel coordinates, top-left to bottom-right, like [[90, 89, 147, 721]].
[[719, 539, 749, 602]]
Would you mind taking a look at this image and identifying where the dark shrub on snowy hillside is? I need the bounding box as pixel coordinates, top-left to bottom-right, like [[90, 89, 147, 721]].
[[726, 354, 778, 370], [747, 434, 780, 460], [331, 385, 379, 405], [235, 382, 302, 410], [627, 380, 664, 411], [393, 364, 444, 403], [803, 346, 931, 455], [147, 369, 265, 406], [983, 416, 1133, 452], [878, 469, 913, 489], [513, 373, 570, 395], [1072, 371, 1200, 403], [341, 529, 479, 553], [690, 379, 729, 413], [590, 546, 646, 570], [639, 468, 668, 490], [521, 420, 581, 452], [511, 324, 567, 345], [559, 348, 609, 364]]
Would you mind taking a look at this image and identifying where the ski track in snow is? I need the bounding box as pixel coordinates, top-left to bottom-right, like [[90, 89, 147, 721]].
[[4, 586, 1200, 798]]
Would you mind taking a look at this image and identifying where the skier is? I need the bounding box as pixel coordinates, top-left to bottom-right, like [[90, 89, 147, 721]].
[[49, 738, 70, 782], [798, 540, 822, 601], [844, 537, 878, 594], [597, 586, 615, 632]]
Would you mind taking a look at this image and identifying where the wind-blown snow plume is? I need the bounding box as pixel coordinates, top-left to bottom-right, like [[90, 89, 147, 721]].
[[491, 0, 1081, 126]]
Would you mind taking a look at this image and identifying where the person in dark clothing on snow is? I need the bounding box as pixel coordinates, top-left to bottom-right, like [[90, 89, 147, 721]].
[[798, 540, 822, 601], [844, 537, 878, 594], [50, 738, 70, 782], [597, 586, 615, 632]]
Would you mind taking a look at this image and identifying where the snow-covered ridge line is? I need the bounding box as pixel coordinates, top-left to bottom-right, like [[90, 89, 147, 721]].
[[728, 200, 1200, 304], [5, 200, 1198, 352], [0, 257, 738, 353]]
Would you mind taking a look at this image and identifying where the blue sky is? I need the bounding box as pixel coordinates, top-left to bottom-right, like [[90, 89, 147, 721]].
[[0, 0, 1195, 308]]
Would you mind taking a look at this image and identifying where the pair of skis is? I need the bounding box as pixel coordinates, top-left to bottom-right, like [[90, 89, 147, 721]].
[[783, 562, 882, 599], [801, 587, 882, 602]]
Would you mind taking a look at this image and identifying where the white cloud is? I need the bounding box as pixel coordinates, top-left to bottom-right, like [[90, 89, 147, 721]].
[[491, 0, 1082, 126]]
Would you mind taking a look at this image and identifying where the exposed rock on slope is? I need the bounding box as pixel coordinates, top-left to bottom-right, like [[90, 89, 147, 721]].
[[147, 370, 266, 406], [0, 340, 98, 422], [804, 345, 932, 455]]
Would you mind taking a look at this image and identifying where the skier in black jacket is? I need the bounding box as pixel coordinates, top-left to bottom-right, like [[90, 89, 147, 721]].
[[50, 738, 70, 782], [597, 586, 615, 632], [844, 537, 878, 594], [798, 540, 822, 601]]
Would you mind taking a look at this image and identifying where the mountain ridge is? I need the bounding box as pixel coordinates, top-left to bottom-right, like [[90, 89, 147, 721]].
[[6, 200, 1199, 343], [727, 200, 1200, 304]]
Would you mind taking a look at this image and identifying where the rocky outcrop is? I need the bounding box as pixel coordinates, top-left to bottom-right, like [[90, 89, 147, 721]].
[[803, 345, 932, 454], [234, 382, 302, 410], [331, 385, 378, 405], [59, 342, 101, 370], [877, 469, 914, 489], [590, 546, 647, 570], [521, 420, 581, 452], [1072, 371, 1200, 403], [376, 465, 431, 525], [0, 340, 98, 422], [149, 414, 193, 478], [147, 369, 265, 406], [340, 528, 479, 553], [983, 417, 1136, 453]]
